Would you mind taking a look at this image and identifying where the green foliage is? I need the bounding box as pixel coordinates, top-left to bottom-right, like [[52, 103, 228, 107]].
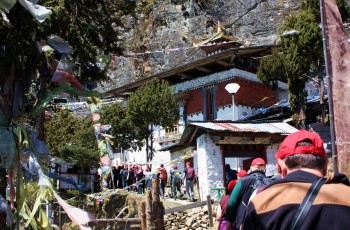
[[127, 79, 179, 131], [45, 110, 99, 169], [257, 52, 287, 88], [99, 102, 141, 150], [258, 8, 324, 126], [0, 0, 137, 120], [39, 0, 136, 82], [100, 79, 179, 160], [280, 10, 323, 120]]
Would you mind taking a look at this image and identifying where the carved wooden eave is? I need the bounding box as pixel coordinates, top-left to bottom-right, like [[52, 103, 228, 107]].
[[104, 45, 278, 97]]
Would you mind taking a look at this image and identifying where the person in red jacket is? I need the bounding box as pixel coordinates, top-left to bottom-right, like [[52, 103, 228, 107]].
[[157, 164, 167, 199], [243, 130, 350, 230]]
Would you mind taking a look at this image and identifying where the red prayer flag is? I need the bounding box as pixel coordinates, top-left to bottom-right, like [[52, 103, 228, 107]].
[[51, 69, 84, 90]]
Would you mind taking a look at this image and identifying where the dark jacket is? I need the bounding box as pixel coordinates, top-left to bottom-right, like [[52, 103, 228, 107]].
[[225, 171, 269, 226], [243, 171, 350, 230]]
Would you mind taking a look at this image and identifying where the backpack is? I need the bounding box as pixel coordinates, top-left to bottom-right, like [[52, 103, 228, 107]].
[[236, 173, 272, 228], [172, 171, 181, 183], [250, 173, 272, 191], [186, 167, 195, 180], [159, 168, 167, 181]]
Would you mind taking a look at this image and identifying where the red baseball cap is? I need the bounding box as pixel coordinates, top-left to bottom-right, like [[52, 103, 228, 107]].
[[186, 162, 191, 167], [276, 130, 326, 159], [237, 170, 248, 177], [173, 165, 178, 169], [251, 158, 266, 166], [227, 180, 237, 192]]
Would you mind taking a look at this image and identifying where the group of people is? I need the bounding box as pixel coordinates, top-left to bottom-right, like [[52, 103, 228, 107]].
[[100, 161, 198, 202], [216, 130, 350, 230]]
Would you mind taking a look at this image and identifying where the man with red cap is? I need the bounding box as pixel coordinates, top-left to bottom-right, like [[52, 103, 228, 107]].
[[243, 130, 350, 229], [183, 162, 195, 201], [225, 157, 271, 229]]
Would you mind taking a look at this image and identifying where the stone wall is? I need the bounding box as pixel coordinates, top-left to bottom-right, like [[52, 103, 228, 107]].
[[197, 134, 224, 201], [164, 205, 215, 230]]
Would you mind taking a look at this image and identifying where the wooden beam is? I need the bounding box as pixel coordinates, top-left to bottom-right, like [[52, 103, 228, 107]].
[[164, 201, 209, 214], [215, 60, 233, 67], [87, 218, 141, 227], [196, 66, 213, 74], [217, 136, 272, 145], [229, 55, 236, 64], [189, 127, 199, 144]]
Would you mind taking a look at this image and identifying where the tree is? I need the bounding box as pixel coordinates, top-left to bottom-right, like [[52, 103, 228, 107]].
[[0, 0, 136, 202], [126, 79, 179, 161], [99, 102, 142, 150], [256, 51, 286, 88], [45, 110, 99, 170], [257, 9, 322, 127], [258, 0, 350, 127]]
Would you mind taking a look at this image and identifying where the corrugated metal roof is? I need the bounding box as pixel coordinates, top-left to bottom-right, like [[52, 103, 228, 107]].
[[189, 121, 298, 134]]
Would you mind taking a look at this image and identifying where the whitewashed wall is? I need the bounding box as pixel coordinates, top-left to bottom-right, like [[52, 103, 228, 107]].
[[216, 104, 257, 121], [266, 144, 280, 177], [197, 134, 224, 201], [188, 112, 204, 121]]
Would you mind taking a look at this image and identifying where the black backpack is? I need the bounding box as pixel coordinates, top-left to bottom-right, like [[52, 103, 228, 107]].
[[250, 173, 272, 191], [236, 173, 272, 228]]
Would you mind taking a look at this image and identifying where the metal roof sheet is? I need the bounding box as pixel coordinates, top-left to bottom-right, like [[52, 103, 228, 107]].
[[189, 121, 298, 134]]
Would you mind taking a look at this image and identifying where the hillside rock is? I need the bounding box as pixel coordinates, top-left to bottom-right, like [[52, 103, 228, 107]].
[[100, 0, 301, 93]]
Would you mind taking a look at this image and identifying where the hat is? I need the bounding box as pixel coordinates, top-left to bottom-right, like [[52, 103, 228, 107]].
[[237, 170, 248, 177], [227, 180, 237, 192], [276, 130, 326, 159], [186, 162, 191, 167], [251, 158, 266, 166], [173, 165, 178, 169]]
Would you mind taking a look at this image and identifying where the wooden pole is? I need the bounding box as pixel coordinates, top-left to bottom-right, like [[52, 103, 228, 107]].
[[145, 190, 154, 229], [152, 177, 165, 230], [138, 202, 146, 230], [59, 205, 62, 230], [207, 195, 214, 227], [152, 177, 160, 202]]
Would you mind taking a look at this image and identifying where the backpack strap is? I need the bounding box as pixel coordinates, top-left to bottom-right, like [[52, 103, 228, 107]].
[[289, 177, 326, 230]]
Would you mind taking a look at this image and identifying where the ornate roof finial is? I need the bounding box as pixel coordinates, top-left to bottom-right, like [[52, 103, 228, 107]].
[[217, 21, 223, 33]]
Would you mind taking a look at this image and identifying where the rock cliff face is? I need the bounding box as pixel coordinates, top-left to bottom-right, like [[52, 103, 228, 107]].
[[101, 0, 301, 92]]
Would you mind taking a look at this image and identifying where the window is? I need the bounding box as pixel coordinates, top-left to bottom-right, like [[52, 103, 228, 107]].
[[203, 86, 217, 120], [165, 125, 179, 136]]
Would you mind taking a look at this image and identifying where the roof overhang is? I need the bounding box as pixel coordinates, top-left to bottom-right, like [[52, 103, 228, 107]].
[[104, 45, 279, 97], [179, 120, 298, 146]]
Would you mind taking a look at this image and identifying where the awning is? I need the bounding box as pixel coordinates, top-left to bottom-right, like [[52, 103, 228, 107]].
[[180, 121, 298, 145]]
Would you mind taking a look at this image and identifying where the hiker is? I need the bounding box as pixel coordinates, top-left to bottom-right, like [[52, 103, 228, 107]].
[[144, 167, 152, 190], [225, 164, 238, 184], [126, 166, 135, 187], [170, 165, 182, 199], [183, 162, 195, 201], [120, 165, 128, 189], [225, 158, 271, 229], [216, 180, 237, 230], [135, 165, 144, 194], [236, 170, 248, 180], [243, 130, 350, 230], [157, 164, 168, 199]]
